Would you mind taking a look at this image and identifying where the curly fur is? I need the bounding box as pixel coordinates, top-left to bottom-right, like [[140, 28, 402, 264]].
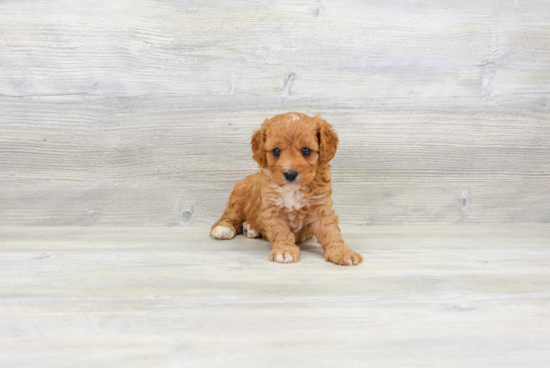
[[211, 112, 363, 266]]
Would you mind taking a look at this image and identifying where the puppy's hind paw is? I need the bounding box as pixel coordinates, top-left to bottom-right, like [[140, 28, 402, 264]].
[[243, 222, 260, 238], [211, 226, 235, 240]]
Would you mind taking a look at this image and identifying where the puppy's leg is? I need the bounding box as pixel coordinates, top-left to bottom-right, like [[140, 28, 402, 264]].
[[211, 210, 242, 240], [212, 174, 260, 240], [309, 211, 363, 266], [263, 222, 300, 263], [211, 199, 244, 240]]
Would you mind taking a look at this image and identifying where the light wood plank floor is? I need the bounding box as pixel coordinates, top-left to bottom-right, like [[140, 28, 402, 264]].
[[1, 225, 549, 367]]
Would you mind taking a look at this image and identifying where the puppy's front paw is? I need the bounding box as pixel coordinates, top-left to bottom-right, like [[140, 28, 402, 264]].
[[269, 246, 300, 264], [211, 226, 235, 240], [325, 245, 363, 266]]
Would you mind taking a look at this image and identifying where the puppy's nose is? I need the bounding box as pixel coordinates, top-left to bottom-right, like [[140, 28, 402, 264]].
[[284, 171, 298, 182]]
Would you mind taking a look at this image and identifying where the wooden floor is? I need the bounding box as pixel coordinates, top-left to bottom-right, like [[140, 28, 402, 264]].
[[1, 225, 549, 367]]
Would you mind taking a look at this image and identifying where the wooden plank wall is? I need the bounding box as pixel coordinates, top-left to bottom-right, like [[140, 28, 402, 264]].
[[1, 0, 549, 226]]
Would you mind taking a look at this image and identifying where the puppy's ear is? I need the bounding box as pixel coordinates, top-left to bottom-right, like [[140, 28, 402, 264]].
[[316, 115, 338, 165], [251, 128, 267, 167]]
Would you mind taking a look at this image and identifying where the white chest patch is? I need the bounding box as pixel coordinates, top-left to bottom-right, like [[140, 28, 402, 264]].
[[275, 188, 307, 211]]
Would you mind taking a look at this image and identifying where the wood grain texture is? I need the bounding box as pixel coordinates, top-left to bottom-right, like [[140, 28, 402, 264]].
[[1, 225, 549, 367], [0, 0, 549, 225]]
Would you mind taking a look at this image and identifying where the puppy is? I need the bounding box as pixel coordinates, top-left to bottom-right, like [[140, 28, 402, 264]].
[[211, 112, 363, 266]]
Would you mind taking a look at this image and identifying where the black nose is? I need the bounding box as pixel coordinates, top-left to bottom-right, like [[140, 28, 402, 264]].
[[284, 171, 298, 182]]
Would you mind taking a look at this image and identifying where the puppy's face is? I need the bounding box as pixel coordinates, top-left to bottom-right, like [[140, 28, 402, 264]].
[[251, 113, 338, 188]]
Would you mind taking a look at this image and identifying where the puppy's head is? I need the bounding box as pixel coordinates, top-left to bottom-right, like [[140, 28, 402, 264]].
[[251, 112, 338, 188]]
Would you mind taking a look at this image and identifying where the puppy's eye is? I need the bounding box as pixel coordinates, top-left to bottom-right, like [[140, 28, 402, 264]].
[[302, 148, 311, 156], [272, 148, 280, 157]]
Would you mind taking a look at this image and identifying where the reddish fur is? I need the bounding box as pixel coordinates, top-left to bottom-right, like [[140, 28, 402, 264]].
[[211, 112, 363, 266]]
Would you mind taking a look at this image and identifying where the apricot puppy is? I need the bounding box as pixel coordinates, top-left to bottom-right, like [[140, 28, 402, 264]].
[[211, 112, 363, 266]]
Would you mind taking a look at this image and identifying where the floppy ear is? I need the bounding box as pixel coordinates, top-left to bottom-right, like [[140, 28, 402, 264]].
[[316, 115, 338, 165], [251, 128, 267, 167]]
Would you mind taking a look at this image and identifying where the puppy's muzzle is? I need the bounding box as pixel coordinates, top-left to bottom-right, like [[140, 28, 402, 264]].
[[284, 171, 298, 182]]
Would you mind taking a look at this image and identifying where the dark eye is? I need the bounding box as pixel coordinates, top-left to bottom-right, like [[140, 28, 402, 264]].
[[302, 148, 311, 156], [273, 148, 280, 157]]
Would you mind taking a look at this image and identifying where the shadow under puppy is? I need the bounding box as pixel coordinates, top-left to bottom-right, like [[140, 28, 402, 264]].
[[211, 112, 363, 266]]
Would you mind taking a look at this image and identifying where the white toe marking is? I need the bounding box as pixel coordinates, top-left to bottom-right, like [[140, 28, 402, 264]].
[[243, 222, 259, 238], [274, 252, 295, 263], [211, 226, 235, 240]]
